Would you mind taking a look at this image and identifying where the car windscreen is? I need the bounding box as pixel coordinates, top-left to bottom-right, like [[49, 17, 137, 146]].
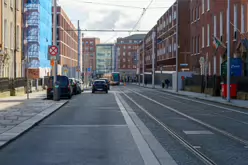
[[100, 79, 108, 83], [94, 81, 105, 85], [48, 76, 68, 87]]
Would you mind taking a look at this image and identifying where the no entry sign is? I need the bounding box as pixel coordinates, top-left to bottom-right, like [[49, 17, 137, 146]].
[[48, 45, 60, 60]]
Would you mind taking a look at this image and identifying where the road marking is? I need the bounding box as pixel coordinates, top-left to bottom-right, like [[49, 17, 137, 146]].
[[117, 93, 178, 165], [183, 130, 214, 135], [114, 92, 162, 165], [120, 90, 216, 165], [193, 146, 201, 149], [40, 124, 127, 128], [127, 89, 248, 146]]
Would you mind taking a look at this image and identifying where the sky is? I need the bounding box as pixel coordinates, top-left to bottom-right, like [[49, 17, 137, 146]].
[[58, 0, 176, 43]]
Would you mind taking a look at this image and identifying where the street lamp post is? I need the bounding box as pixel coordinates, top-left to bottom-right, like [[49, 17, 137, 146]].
[[175, 0, 179, 92], [152, 31, 155, 89], [227, 0, 231, 102]]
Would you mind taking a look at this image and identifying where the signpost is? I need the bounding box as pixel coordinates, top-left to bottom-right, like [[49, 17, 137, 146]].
[[48, 45, 59, 60]]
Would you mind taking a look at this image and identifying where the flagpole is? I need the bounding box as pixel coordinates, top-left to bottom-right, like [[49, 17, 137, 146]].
[[227, 0, 231, 102]]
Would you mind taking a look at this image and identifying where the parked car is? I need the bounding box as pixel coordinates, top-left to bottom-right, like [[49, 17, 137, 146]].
[[99, 78, 110, 90], [47, 75, 73, 99], [92, 80, 108, 93], [76, 79, 84, 93]]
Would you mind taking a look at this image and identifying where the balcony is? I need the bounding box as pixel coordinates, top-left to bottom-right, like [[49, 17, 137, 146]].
[[25, 4, 40, 12]]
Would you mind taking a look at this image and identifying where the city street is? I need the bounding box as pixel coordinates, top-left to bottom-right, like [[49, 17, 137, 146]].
[[0, 85, 248, 165]]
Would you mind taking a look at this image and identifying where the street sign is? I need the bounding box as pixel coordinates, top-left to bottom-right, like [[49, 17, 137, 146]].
[[88, 68, 91, 72], [48, 45, 60, 60]]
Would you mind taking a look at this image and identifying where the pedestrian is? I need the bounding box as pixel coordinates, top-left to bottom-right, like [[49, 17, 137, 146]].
[[165, 79, 170, 89]]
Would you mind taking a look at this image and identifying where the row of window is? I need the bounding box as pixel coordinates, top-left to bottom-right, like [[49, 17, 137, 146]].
[[4, 0, 20, 10], [82, 41, 94, 45], [4, 20, 20, 49], [157, 10, 177, 31], [120, 64, 136, 69], [157, 43, 177, 56], [119, 40, 142, 44]]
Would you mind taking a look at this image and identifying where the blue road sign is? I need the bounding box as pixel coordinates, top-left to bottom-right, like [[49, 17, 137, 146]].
[[88, 68, 91, 72]]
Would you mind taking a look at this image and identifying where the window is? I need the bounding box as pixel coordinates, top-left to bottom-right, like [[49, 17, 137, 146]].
[[129, 40, 132, 43], [202, 0, 204, 14], [123, 46, 126, 49], [128, 46, 131, 49], [123, 52, 126, 56], [196, 36, 198, 53], [241, 4, 245, 33], [207, 24, 210, 46], [207, 0, 210, 11], [17, 25, 20, 50], [123, 59, 126, 62], [174, 43, 176, 51], [196, 7, 199, 19], [169, 15, 172, 23], [192, 8, 195, 21], [234, 4, 238, 33], [10, 0, 13, 8], [197, 36, 200, 53], [192, 37, 195, 54], [10, 22, 13, 49], [128, 52, 131, 56], [202, 26, 204, 47], [220, 12, 223, 36], [214, 15, 216, 36], [208, 61, 211, 75], [4, 19, 8, 48], [174, 10, 176, 20], [16, 0, 19, 10]]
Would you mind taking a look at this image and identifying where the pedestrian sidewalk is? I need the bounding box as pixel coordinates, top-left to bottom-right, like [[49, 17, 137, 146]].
[[136, 83, 248, 109], [0, 91, 67, 148]]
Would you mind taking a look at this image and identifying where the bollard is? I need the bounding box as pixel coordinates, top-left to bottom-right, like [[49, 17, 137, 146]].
[[53, 82, 61, 101]]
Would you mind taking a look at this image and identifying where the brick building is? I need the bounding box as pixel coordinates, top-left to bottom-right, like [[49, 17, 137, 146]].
[[190, 0, 248, 76], [144, 25, 157, 72], [156, 0, 190, 72], [53, 6, 78, 77], [82, 38, 100, 75], [116, 34, 145, 78]]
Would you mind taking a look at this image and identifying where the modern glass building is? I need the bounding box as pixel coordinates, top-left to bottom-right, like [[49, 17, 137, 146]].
[[96, 44, 115, 76], [24, 0, 52, 78]]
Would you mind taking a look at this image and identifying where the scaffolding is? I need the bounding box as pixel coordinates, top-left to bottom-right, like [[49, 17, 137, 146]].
[[24, 1, 40, 68]]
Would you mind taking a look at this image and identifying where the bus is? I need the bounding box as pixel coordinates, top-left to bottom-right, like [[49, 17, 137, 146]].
[[111, 72, 120, 85]]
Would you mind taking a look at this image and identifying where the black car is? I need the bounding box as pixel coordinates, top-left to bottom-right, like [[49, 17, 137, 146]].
[[100, 78, 110, 90], [92, 80, 108, 93], [47, 75, 73, 99]]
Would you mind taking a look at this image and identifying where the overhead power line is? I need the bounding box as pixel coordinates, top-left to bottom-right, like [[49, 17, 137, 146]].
[[130, 0, 155, 34], [60, 29, 150, 32], [69, 0, 169, 9]]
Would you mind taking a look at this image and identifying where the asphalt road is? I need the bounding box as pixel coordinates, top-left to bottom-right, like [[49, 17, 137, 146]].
[[0, 85, 248, 165]]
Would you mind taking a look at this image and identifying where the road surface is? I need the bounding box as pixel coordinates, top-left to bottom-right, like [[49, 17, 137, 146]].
[[0, 85, 248, 165]]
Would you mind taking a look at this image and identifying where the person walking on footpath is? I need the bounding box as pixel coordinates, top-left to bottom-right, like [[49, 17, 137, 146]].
[[165, 79, 170, 89]]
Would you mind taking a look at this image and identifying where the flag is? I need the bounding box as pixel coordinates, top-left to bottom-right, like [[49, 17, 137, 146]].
[[212, 36, 222, 49]]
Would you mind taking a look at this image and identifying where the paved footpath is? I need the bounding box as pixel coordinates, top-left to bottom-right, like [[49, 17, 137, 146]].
[[134, 83, 248, 109], [0, 92, 67, 148]]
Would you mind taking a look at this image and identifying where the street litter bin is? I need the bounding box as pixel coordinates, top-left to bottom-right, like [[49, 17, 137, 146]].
[[53, 81, 61, 101], [221, 83, 237, 98]]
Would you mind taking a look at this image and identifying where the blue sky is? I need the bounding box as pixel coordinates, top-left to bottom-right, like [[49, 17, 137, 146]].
[[58, 0, 175, 43]]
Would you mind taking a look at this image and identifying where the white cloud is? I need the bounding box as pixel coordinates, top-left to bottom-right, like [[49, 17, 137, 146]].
[[58, 0, 175, 43]]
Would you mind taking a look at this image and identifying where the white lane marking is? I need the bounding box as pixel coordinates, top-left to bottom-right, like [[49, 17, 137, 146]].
[[193, 146, 201, 149], [41, 124, 127, 128], [117, 93, 178, 165], [114, 92, 161, 165], [127, 89, 248, 146], [183, 130, 214, 135], [134, 87, 248, 116]]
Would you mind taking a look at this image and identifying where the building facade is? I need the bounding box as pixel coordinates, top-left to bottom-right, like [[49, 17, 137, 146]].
[[156, 0, 190, 72], [24, 0, 52, 79], [190, 0, 248, 76], [0, 0, 3, 58], [144, 26, 157, 72], [116, 34, 145, 78], [53, 6, 79, 78], [1, 0, 22, 78], [82, 37, 100, 76], [96, 44, 115, 76]]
